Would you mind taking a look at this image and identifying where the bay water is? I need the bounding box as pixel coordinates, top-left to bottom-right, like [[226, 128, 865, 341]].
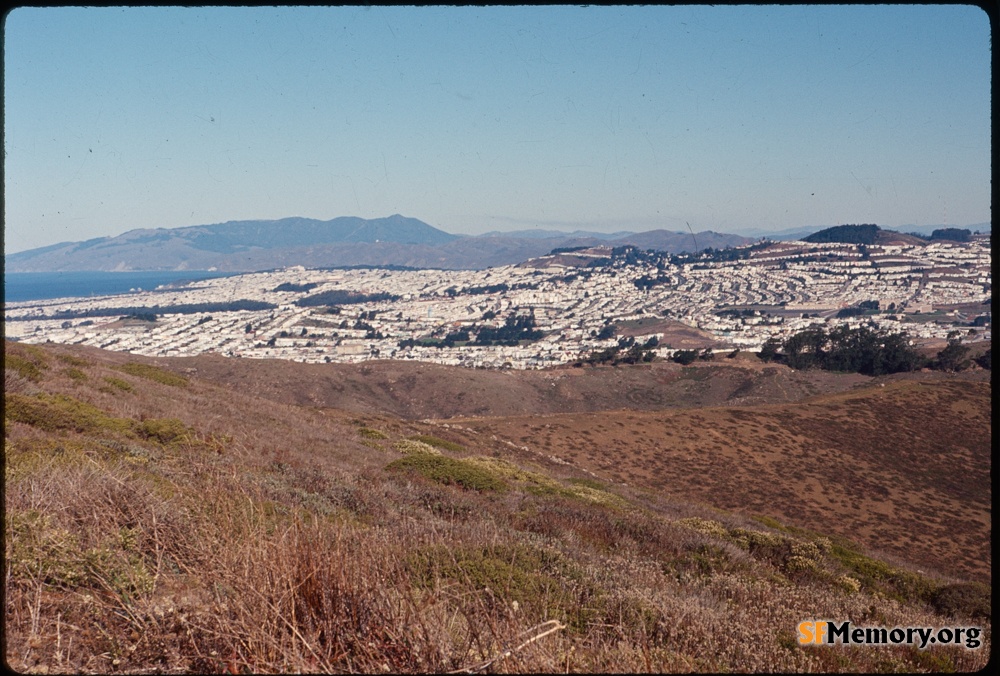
[[4, 271, 234, 303]]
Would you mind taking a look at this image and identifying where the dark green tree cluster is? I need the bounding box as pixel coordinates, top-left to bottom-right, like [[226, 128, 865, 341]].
[[473, 313, 544, 346], [353, 319, 377, 334], [668, 241, 771, 266], [44, 300, 277, 320], [119, 312, 158, 323], [934, 340, 970, 372], [929, 228, 972, 242], [594, 324, 617, 340], [670, 349, 699, 365], [974, 348, 991, 370], [633, 274, 673, 291], [551, 271, 590, 284], [670, 348, 714, 365], [397, 333, 467, 350], [587, 245, 664, 268], [804, 224, 880, 245], [294, 290, 399, 307], [835, 302, 879, 318], [759, 325, 923, 376], [398, 314, 543, 350], [397, 337, 436, 349], [272, 282, 318, 293], [547, 245, 591, 255], [445, 328, 471, 343], [576, 340, 656, 366], [459, 282, 539, 296], [715, 308, 758, 319]]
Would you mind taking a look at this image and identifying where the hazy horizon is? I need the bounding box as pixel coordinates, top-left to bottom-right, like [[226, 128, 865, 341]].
[[4, 6, 991, 253], [4, 212, 992, 257]]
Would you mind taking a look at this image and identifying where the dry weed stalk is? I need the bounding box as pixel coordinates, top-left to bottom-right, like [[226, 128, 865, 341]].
[[447, 619, 567, 674]]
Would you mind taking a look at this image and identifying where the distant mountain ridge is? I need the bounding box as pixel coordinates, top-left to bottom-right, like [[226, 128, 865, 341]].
[[8, 214, 455, 261], [5, 215, 751, 272]]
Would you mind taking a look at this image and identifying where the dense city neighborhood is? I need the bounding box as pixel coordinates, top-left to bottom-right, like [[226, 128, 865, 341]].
[[5, 237, 991, 369]]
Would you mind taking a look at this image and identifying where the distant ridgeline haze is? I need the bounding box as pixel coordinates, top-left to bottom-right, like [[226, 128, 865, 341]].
[[8, 215, 988, 274], [5, 215, 751, 273]]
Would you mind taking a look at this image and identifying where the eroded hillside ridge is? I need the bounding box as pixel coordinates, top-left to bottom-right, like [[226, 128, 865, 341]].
[[4, 340, 991, 673]]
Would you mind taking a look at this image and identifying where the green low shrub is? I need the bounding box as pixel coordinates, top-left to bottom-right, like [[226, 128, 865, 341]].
[[675, 517, 729, 538], [5, 354, 46, 382], [750, 514, 787, 531], [56, 353, 89, 367], [828, 542, 894, 582], [828, 540, 937, 603], [407, 542, 599, 631], [686, 543, 739, 577], [114, 362, 188, 387], [835, 574, 862, 594], [358, 427, 389, 440], [386, 454, 508, 492], [5, 344, 51, 382], [932, 582, 991, 620], [393, 439, 441, 455], [6, 510, 86, 588], [138, 418, 193, 445], [7, 503, 155, 599], [566, 477, 607, 491], [102, 376, 133, 392], [5, 393, 136, 436], [408, 434, 464, 452]]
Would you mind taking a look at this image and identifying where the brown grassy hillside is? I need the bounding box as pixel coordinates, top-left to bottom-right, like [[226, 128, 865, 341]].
[[453, 379, 992, 584], [142, 350, 880, 419], [3, 341, 991, 673]]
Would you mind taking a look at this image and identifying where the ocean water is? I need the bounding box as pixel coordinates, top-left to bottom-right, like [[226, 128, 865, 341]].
[[4, 270, 234, 303]]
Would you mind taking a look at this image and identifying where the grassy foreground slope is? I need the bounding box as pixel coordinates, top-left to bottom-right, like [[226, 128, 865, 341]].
[[3, 341, 991, 673]]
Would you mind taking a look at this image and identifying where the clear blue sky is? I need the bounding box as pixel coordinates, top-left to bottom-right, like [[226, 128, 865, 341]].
[[3, 5, 991, 253]]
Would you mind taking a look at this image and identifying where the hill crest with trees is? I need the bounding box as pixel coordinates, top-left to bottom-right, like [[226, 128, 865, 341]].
[[803, 223, 976, 246]]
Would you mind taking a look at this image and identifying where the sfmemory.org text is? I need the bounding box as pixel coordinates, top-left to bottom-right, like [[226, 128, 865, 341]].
[[798, 620, 982, 649]]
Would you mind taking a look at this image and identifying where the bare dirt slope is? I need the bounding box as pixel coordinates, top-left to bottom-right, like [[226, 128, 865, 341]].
[[451, 379, 992, 583]]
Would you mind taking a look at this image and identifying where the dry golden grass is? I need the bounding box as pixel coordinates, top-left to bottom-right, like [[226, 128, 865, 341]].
[[3, 341, 991, 673]]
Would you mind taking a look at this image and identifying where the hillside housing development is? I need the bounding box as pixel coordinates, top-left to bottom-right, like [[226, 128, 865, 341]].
[[5, 237, 991, 369]]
